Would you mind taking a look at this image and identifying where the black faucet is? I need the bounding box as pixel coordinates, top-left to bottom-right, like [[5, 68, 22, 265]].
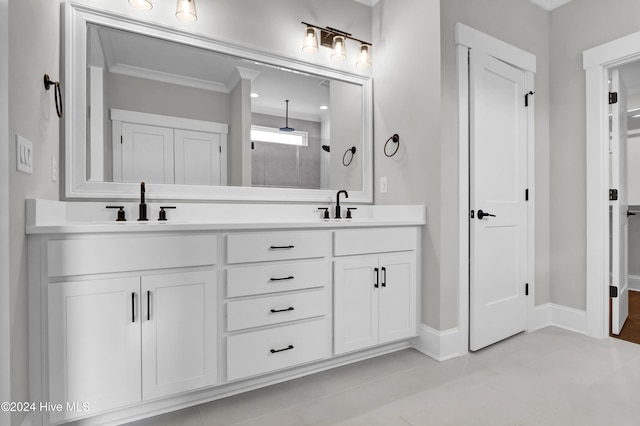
[[138, 182, 148, 221], [335, 190, 348, 219]]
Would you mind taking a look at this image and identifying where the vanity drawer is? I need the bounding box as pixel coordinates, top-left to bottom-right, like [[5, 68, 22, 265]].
[[227, 289, 326, 332], [226, 319, 329, 381], [226, 231, 330, 264], [47, 235, 217, 277], [333, 227, 417, 256], [226, 260, 329, 298]]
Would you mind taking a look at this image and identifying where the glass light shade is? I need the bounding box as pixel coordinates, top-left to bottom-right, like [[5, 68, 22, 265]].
[[176, 0, 197, 22], [356, 44, 372, 68], [302, 27, 319, 53], [330, 35, 347, 61], [129, 0, 153, 11]]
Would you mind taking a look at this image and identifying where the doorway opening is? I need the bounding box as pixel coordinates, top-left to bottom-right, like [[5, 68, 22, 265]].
[[584, 29, 640, 340]]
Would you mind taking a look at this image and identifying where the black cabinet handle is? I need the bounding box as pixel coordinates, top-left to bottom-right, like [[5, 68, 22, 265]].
[[270, 245, 295, 250], [270, 344, 294, 354], [381, 267, 387, 287], [131, 292, 135, 323], [269, 276, 295, 282], [147, 291, 151, 321], [374, 267, 379, 288], [270, 307, 294, 313]]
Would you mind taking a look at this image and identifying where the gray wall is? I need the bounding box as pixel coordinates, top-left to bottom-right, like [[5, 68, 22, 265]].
[[438, 0, 551, 328], [0, 0, 9, 423], [372, 0, 441, 327], [9, 1, 62, 424], [549, 0, 640, 309]]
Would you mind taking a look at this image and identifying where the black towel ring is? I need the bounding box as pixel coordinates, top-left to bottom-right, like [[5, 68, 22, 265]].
[[384, 134, 400, 157], [343, 146, 357, 166], [44, 74, 63, 118]]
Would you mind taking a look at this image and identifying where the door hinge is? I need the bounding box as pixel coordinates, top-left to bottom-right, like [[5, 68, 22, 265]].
[[610, 189, 619, 201], [525, 189, 529, 201], [525, 91, 535, 107], [609, 92, 618, 104], [470, 210, 474, 219], [525, 283, 529, 296], [219, 145, 222, 153], [610, 285, 618, 298], [120, 136, 123, 145]]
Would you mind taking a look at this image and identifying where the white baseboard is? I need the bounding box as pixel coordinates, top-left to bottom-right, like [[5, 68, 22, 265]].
[[412, 325, 466, 362], [629, 275, 640, 292], [420, 303, 588, 363]]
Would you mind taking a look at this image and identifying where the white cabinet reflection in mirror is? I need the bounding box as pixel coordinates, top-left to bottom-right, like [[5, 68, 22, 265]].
[[110, 109, 228, 185]]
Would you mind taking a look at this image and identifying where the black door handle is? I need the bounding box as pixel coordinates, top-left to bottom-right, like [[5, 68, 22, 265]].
[[628, 210, 637, 217], [477, 210, 496, 220]]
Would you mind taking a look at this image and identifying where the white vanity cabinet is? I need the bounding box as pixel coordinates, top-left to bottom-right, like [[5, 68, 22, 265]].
[[38, 234, 218, 423], [224, 231, 332, 381], [333, 228, 418, 355]]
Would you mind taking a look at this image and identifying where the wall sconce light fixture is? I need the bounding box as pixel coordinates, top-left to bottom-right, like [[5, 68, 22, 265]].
[[301, 22, 372, 68], [128, 0, 198, 22]]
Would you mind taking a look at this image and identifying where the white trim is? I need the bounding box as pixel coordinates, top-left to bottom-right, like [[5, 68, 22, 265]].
[[455, 23, 536, 73], [527, 0, 573, 12], [528, 304, 587, 335], [64, 2, 373, 203], [0, 0, 9, 421], [109, 63, 229, 93], [456, 23, 537, 355], [583, 31, 640, 339], [412, 325, 465, 362], [111, 109, 229, 134], [628, 274, 640, 292]]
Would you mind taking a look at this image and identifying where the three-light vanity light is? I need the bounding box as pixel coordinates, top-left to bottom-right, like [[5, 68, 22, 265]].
[[128, 0, 198, 23], [301, 22, 372, 68]]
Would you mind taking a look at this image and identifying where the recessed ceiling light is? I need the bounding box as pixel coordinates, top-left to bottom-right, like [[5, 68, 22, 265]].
[[320, 105, 328, 110], [250, 93, 259, 98]]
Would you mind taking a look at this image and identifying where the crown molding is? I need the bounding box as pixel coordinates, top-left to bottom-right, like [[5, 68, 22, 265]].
[[528, 0, 573, 11]]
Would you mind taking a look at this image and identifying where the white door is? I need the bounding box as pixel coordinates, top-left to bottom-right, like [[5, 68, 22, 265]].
[[118, 122, 174, 184], [378, 253, 417, 344], [48, 277, 142, 423], [611, 69, 629, 335], [141, 271, 217, 400], [469, 50, 528, 351], [174, 129, 222, 186], [334, 257, 379, 355]]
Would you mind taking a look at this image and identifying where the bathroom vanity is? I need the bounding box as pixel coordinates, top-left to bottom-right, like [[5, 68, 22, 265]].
[[27, 200, 425, 425]]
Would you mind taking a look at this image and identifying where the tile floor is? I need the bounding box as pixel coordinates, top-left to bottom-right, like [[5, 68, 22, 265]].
[[128, 327, 640, 425]]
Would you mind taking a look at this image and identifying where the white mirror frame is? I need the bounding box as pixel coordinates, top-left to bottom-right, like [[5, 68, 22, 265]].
[[64, 1, 373, 202]]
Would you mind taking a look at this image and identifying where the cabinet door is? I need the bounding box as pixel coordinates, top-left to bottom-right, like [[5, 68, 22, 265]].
[[174, 129, 222, 186], [334, 257, 379, 355], [141, 270, 217, 400], [48, 277, 142, 423], [118, 122, 174, 184], [378, 253, 417, 344]]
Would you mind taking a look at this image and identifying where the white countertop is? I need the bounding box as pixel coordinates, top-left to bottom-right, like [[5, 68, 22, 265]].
[[26, 199, 426, 235]]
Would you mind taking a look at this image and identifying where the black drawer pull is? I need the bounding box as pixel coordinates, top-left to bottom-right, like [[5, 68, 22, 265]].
[[270, 276, 294, 282], [270, 307, 294, 314], [270, 245, 294, 250], [270, 344, 294, 354]]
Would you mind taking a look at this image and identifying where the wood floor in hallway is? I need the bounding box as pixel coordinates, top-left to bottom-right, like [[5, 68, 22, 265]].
[[613, 289, 640, 345]]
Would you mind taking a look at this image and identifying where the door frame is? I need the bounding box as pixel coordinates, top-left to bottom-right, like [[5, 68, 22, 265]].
[[584, 31, 640, 339], [456, 23, 537, 354]]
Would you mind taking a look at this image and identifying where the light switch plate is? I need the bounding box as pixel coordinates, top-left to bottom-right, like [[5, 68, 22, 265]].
[[380, 176, 388, 193], [51, 155, 58, 182], [16, 135, 33, 174]]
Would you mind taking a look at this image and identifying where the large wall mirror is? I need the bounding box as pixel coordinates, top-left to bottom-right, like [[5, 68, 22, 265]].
[[65, 2, 372, 202]]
